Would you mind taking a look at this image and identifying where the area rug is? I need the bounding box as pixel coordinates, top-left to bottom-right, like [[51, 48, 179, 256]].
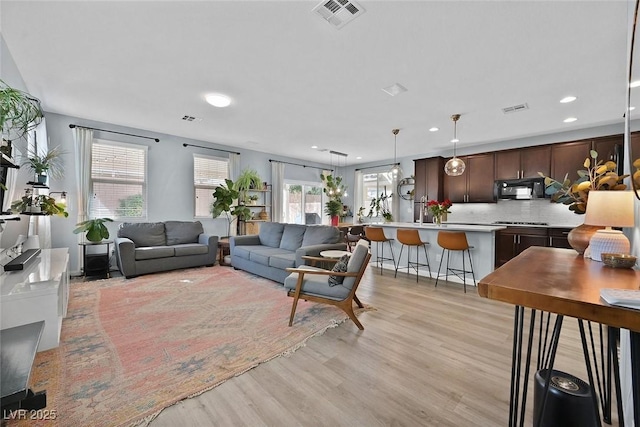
[[9, 266, 370, 427]]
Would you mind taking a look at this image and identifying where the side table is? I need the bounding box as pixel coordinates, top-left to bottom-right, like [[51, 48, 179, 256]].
[[79, 241, 113, 278], [218, 239, 231, 266]]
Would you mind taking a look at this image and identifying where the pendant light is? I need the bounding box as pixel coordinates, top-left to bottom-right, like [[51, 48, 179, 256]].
[[444, 114, 466, 176], [389, 128, 403, 179]]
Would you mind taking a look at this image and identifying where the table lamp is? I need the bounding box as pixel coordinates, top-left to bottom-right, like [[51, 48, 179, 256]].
[[584, 191, 635, 261]]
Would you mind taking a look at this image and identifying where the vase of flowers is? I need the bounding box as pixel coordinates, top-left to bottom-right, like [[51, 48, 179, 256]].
[[427, 199, 452, 226], [539, 150, 628, 254]]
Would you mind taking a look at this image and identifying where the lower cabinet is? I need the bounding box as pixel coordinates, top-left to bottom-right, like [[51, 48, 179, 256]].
[[495, 227, 572, 267], [495, 227, 548, 268]]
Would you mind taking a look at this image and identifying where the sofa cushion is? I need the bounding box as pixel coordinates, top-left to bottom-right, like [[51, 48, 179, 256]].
[[301, 225, 341, 246], [135, 246, 175, 260], [258, 222, 285, 248], [174, 243, 209, 257], [328, 254, 350, 286], [119, 222, 166, 247], [232, 245, 253, 261], [165, 221, 203, 245], [248, 247, 292, 266], [269, 253, 297, 270], [284, 270, 350, 301], [279, 224, 306, 251]]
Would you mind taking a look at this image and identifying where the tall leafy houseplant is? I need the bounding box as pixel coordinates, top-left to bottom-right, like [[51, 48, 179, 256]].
[[73, 218, 113, 242], [211, 179, 252, 237], [0, 79, 44, 140], [321, 173, 346, 225]]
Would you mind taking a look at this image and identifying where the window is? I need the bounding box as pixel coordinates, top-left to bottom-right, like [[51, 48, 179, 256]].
[[283, 181, 324, 224], [361, 171, 394, 218], [194, 154, 229, 218], [90, 140, 147, 219]]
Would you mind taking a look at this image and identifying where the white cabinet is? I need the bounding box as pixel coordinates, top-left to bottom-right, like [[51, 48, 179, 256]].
[[0, 248, 70, 351]]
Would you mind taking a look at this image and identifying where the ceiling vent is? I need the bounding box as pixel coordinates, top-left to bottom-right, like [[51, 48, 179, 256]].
[[181, 115, 202, 122], [313, 0, 365, 30], [502, 103, 529, 114]]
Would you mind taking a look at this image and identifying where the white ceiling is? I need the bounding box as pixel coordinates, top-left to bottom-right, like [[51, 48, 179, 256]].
[[0, 1, 636, 166]]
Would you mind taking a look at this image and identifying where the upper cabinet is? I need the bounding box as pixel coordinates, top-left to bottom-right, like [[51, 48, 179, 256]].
[[443, 153, 495, 203], [495, 146, 551, 180], [413, 157, 444, 221], [550, 140, 591, 182]]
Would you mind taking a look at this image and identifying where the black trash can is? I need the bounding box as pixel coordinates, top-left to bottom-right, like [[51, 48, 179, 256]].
[[533, 369, 597, 427]]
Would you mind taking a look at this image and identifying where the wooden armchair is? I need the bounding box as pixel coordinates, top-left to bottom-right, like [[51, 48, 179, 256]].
[[284, 242, 371, 330]]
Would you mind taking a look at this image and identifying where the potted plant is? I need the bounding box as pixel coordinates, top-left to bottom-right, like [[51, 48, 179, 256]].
[[539, 149, 628, 253], [11, 193, 68, 217], [73, 218, 113, 242], [0, 79, 44, 140], [211, 179, 253, 237], [21, 145, 65, 185], [367, 189, 393, 222], [321, 173, 347, 226], [248, 194, 259, 205]]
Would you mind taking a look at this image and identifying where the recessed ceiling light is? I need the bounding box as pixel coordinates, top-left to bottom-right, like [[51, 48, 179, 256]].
[[631, 80, 640, 88], [205, 93, 231, 108], [563, 117, 578, 123], [356, 156, 362, 160], [382, 83, 408, 97], [630, 106, 636, 111], [429, 127, 439, 132], [560, 96, 577, 103], [311, 145, 318, 149]]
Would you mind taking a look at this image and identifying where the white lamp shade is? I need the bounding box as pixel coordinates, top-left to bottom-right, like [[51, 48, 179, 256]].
[[584, 191, 635, 261], [584, 191, 634, 227]]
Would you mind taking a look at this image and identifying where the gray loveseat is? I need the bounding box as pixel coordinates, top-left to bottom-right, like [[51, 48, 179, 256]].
[[230, 222, 347, 283], [114, 221, 218, 278]]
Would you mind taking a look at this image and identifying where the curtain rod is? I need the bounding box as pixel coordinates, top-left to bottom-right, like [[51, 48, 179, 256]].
[[69, 124, 159, 142], [182, 143, 240, 155], [269, 159, 332, 172], [355, 162, 396, 171]]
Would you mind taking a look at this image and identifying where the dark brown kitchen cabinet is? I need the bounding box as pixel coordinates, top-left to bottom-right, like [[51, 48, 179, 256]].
[[495, 146, 551, 180], [495, 227, 548, 268], [551, 140, 591, 182], [413, 157, 444, 221], [443, 153, 495, 203], [592, 135, 623, 167], [548, 228, 572, 249]]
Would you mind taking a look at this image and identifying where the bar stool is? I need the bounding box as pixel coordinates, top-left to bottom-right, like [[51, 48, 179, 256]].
[[394, 229, 431, 282], [435, 231, 476, 293], [364, 226, 396, 275]]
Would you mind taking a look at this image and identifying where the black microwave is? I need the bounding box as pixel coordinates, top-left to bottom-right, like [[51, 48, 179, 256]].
[[494, 177, 546, 200]]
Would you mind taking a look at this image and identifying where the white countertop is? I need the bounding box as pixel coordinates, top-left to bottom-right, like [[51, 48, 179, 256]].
[[367, 222, 506, 232]]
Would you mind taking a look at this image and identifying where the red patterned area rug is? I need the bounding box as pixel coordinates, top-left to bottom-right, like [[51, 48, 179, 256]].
[[8, 266, 370, 427]]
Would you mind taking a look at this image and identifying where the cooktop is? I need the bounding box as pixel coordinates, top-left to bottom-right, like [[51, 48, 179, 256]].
[[492, 221, 549, 226]]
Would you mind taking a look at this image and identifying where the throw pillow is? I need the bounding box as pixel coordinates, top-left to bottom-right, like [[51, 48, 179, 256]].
[[328, 254, 350, 286]]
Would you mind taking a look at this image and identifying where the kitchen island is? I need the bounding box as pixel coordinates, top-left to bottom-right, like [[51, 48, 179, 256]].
[[364, 222, 506, 287]]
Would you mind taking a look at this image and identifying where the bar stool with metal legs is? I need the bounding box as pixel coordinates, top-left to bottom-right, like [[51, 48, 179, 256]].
[[394, 229, 431, 282], [364, 226, 396, 275], [435, 231, 476, 292]]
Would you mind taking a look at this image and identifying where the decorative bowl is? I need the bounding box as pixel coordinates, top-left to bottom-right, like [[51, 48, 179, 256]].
[[601, 253, 637, 269]]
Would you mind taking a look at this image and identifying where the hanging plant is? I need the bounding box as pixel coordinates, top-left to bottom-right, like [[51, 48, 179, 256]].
[[0, 79, 44, 140]]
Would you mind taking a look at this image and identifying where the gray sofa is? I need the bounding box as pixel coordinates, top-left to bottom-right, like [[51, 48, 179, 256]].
[[114, 221, 218, 278], [230, 222, 347, 283]]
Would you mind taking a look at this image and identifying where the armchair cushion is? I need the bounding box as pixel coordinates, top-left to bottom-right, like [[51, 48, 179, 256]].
[[343, 243, 369, 290], [328, 254, 350, 286]]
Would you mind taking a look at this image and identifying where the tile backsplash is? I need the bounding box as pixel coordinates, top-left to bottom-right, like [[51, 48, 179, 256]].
[[445, 199, 583, 228]]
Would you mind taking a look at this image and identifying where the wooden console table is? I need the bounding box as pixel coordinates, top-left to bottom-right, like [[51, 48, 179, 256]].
[[478, 246, 640, 426]]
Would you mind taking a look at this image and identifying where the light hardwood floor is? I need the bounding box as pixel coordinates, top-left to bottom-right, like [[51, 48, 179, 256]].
[[150, 267, 616, 427]]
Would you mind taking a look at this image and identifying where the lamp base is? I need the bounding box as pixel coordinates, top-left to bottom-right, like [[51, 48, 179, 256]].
[[587, 229, 630, 262]]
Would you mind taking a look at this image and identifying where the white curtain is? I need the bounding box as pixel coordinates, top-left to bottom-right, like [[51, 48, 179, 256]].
[[354, 170, 363, 220], [271, 161, 284, 223], [229, 152, 240, 181], [73, 126, 93, 269]]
